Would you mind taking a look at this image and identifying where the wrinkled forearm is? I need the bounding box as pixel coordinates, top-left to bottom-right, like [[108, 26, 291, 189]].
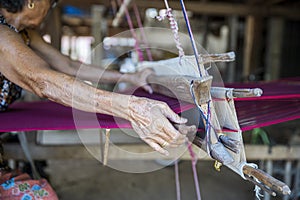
[[70, 61, 132, 84], [38, 70, 131, 119]]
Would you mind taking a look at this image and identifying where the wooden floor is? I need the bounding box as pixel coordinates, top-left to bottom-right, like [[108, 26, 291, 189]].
[[46, 159, 258, 200]]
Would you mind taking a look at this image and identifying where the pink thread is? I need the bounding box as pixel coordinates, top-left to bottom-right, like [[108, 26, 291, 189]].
[[133, 4, 153, 61], [187, 142, 202, 200], [241, 115, 300, 131], [117, 0, 144, 62], [235, 94, 300, 101], [174, 160, 181, 200]]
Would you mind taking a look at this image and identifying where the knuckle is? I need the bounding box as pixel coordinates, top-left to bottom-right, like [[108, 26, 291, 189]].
[[171, 133, 180, 140], [160, 102, 168, 108]]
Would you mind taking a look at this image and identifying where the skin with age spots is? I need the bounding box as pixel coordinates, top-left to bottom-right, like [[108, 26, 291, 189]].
[[0, 0, 194, 155]]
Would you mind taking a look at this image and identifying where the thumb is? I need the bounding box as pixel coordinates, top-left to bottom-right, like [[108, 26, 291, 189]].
[[142, 84, 153, 94]]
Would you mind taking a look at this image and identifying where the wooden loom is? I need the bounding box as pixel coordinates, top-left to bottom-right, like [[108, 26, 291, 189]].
[[143, 52, 291, 197], [110, 0, 292, 196]]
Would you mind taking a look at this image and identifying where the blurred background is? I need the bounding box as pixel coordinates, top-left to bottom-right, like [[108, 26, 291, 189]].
[[3, 0, 300, 200]]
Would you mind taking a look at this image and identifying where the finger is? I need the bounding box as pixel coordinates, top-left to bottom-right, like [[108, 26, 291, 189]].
[[144, 138, 169, 156], [161, 106, 187, 124], [174, 124, 197, 135], [152, 131, 173, 142], [141, 68, 155, 75], [170, 135, 189, 147], [162, 120, 182, 141], [150, 135, 173, 149], [169, 135, 188, 145], [168, 141, 186, 148], [141, 84, 153, 94]]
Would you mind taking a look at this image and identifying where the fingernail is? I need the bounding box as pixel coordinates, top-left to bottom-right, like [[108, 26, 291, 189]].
[[181, 118, 188, 123], [164, 151, 170, 156], [190, 125, 197, 131]]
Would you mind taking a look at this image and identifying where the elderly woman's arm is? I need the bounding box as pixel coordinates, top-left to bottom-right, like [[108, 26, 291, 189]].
[[0, 27, 188, 155], [27, 30, 153, 93]]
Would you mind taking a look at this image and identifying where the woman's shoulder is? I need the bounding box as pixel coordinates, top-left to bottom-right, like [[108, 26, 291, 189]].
[[0, 25, 22, 45]]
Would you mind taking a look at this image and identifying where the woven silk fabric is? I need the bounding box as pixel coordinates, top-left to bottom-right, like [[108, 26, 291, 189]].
[[0, 15, 23, 111], [0, 78, 299, 132], [0, 89, 194, 132]]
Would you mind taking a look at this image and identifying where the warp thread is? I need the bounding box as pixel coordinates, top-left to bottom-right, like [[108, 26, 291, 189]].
[[116, 0, 144, 62], [133, 4, 153, 61], [187, 141, 202, 200]]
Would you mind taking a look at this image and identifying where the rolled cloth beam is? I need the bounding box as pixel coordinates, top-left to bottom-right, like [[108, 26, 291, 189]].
[[0, 88, 193, 132]]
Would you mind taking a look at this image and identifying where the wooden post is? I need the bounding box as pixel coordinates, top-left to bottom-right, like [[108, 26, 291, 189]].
[[147, 74, 212, 105], [226, 16, 238, 83], [91, 5, 106, 66], [243, 15, 263, 81], [47, 7, 62, 50], [264, 18, 284, 81]]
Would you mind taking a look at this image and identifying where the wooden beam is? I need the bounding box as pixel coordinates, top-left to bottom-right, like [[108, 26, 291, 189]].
[[112, 0, 132, 27], [243, 15, 263, 81], [59, 0, 300, 19], [45, 7, 62, 50], [3, 143, 300, 160], [226, 16, 239, 82], [264, 18, 284, 81], [59, 0, 110, 8], [134, 1, 300, 20], [147, 75, 212, 105], [91, 5, 106, 65]]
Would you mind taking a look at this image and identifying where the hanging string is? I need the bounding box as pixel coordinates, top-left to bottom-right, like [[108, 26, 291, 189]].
[[132, 3, 153, 61], [190, 81, 215, 156], [174, 159, 181, 200], [205, 100, 212, 155], [179, 0, 203, 77], [187, 141, 202, 200], [180, 0, 215, 159], [116, 0, 144, 62], [156, 0, 185, 60]]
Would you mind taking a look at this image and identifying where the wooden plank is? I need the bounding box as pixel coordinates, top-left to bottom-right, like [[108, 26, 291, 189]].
[[45, 7, 62, 50], [3, 143, 300, 160], [147, 74, 212, 105]]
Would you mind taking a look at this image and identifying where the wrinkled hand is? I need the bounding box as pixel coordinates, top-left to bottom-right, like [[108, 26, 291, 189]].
[[127, 68, 154, 94], [128, 96, 196, 155]]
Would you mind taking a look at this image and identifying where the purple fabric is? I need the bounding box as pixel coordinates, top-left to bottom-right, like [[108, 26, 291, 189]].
[[0, 78, 299, 132], [0, 89, 193, 132], [228, 78, 300, 130], [237, 99, 300, 131]]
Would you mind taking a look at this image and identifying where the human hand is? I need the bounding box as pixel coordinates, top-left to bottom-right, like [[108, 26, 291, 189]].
[[126, 68, 154, 94], [128, 96, 196, 155]]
